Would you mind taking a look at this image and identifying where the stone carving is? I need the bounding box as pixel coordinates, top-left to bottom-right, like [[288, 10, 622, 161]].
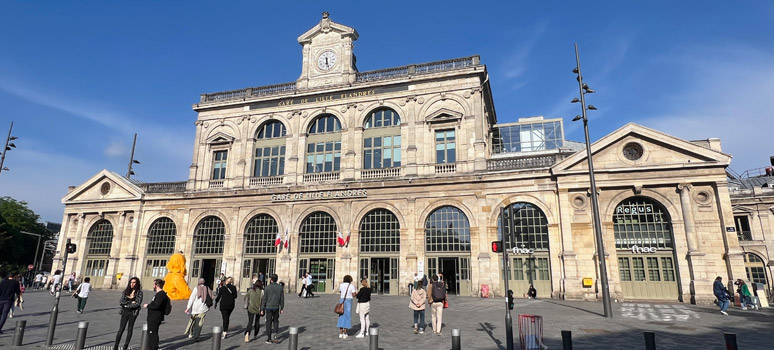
[[320, 12, 332, 33]]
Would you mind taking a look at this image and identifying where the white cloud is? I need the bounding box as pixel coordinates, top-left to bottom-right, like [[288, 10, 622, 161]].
[[103, 140, 128, 158], [500, 22, 547, 85]]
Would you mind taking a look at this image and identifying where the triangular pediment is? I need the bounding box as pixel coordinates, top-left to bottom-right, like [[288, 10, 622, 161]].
[[426, 108, 463, 124], [206, 131, 236, 145], [552, 123, 732, 175], [62, 170, 143, 203], [297, 13, 358, 44]]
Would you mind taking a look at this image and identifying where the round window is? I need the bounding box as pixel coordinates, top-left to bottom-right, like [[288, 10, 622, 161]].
[[100, 182, 111, 195], [622, 143, 644, 161]]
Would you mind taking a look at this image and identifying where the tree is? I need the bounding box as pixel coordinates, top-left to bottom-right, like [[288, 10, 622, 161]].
[[0, 197, 51, 275]]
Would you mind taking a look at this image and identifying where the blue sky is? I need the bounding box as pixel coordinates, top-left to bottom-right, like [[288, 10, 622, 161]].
[[0, 1, 772, 222]]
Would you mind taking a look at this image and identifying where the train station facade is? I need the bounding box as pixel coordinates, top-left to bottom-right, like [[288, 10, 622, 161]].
[[55, 15, 752, 304]]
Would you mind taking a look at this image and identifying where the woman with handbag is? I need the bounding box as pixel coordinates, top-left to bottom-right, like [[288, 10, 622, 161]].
[[215, 276, 238, 339], [184, 278, 213, 341], [243, 280, 264, 342], [114, 277, 143, 350], [336, 275, 356, 339]]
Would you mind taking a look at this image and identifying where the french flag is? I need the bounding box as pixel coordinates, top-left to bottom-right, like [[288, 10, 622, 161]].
[[283, 229, 289, 249], [337, 231, 345, 246], [275, 231, 282, 247], [344, 232, 351, 246]]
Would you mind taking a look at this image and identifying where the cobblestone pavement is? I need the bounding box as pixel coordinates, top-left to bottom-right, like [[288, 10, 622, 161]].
[[1, 289, 771, 349]]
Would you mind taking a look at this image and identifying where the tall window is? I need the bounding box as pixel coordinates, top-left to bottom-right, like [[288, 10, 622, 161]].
[[497, 202, 550, 250], [306, 114, 342, 173], [425, 206, 470, 252], [363, 108, 401, 169], [300, 211, 337, 253], [435, 129, 456, 164], [146, 218, 176, 256], [613, 197, 673, 249], [244, 214, 279, 255], [734, 215, 752, 241], [194, 216, 225, 255], [360, 209, 400, 253], [212, 150, 228, 179], [254, 121, 286, 177], [87, 220, 114, 256]]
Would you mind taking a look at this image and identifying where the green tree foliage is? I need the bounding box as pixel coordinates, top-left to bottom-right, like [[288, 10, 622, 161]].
[[0, 197, 51, 275]]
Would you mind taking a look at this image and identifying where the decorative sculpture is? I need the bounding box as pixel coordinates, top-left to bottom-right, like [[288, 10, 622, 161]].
[[163, 252, 191, 300]]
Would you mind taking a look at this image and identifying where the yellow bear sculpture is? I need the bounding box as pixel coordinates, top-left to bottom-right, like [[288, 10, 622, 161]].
[[163, 252, 191, 300]]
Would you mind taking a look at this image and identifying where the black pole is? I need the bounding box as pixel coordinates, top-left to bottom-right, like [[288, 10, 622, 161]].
[[289, 326, 298, 350], [0, 121, 15, 176], [127, 133, 137, 178], [369, 327, 379, 350], [211, 326, 222, 350], [451, 329, 461, 350], [74, 322, 88, 350], [561, 330, 572, 350], [140, 323, 149, 350], [724, 333, 738, 350], [644, 331, 656, 350], [12, 320, 26, 346], [502, 206, 514, 350], [45, 238, 71, 347]]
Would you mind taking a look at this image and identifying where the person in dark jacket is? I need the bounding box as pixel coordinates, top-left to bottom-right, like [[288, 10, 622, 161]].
[[244, 280, 264, 342], [114, 277, 144, 350], [215, 276, 238, 339], [713, 276, 730, 315], [144, 279, 170, 350], [0, 273, 22, 334], [260, 274, 284, 344]]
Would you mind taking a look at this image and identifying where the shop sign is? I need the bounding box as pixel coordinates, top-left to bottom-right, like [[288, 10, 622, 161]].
[[511, 245, 535, 255], [616, 205, 653, 214], [271, 189, 368, 202], [631, 245, 658, 254]]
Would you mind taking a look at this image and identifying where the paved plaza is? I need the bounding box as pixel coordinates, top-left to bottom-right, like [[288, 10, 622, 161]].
[[1, 289, 771, 349]]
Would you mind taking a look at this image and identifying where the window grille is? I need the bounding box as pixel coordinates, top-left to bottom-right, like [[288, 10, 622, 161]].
[[146, 218, 176, 256], [194, 216, 225, 255], [244, 214, 279, 255], [425, 206, 470, 252], [497, 202, 550, 250], [87, 220, 113, 256], [613, 197, 673, 249], [359, 209, 400, 253], [300, 212, 337, 254]]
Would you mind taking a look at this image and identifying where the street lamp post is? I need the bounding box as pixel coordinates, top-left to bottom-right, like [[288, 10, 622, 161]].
[[19, 231, 43, 271], [126, 133, 140, 178], [571, 43, 613, 318], [0, 121, 19, 176]]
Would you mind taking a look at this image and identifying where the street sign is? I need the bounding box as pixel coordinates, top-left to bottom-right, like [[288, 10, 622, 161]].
[[28, 264, 34, 270]]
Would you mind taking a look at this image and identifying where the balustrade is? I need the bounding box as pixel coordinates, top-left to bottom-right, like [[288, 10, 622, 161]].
[[434, 163, 456, 174], [249, 176, 284, 187], [208, 179, 224, 189], [303, 172, 340, 183], [361, 167, 401, 179]]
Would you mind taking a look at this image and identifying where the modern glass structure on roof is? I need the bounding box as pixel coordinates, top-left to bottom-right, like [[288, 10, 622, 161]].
[[492, 117, 564, 154]]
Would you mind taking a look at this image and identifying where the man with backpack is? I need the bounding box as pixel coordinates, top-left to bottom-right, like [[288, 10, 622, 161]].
[[426, 275, 447, 335], [144, 279, 171, 350]]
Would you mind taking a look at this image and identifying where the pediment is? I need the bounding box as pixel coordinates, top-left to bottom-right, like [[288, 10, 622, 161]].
[[62, 170, 143, 203], [552, 123, 732, 175], [425, 108, 463, 124], [297, 14, 358, 44], [206, 131, 236, 145]]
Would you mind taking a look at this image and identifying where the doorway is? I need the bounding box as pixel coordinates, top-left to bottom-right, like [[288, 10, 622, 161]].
[[298, 257, 335, 293], [359, 257, 398, 295], [190, 258, 221, 290], [241, 258, 276, 291], [427, 256, 471, 296]]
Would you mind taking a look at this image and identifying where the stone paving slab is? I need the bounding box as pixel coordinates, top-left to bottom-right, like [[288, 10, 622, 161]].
[[1, 289, 771, 349]]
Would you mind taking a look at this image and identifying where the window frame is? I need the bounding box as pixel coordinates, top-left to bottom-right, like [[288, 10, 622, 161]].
[[306, 114, 342, 174], [212, 150, 228, 180], [434, 129, 457, 164], [253, 121, 287, 178]]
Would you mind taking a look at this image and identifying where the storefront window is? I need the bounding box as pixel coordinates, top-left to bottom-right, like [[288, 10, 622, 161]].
[[613, 197, 673, 249], [497, 202, 550, 250]]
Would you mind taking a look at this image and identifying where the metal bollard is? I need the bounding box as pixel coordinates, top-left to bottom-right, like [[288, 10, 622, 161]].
[[140, 323, 149, 350], [75, 322, 88, 350], [644, 331, 656, 350], [561, 330, 573, 350], [45, 298, 60, 347], [451, 329, 461, 350], [288, 327, 298, 350], [369, 327, 379, 350], [211, 326, 222, 350], [724, 333, 738, 350], [12, 320, 26, 346]]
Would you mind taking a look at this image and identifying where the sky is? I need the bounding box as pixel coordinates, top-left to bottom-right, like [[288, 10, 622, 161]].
[[0, 1, 772, 223]]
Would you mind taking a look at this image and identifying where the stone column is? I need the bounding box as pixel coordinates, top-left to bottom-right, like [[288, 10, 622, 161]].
[[677, 184, 699, 252], [677, 184, 709, 304]]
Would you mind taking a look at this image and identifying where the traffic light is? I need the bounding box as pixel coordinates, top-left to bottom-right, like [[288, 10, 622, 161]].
[[66, 242, 77, 254], [491, 241, 503, 253]]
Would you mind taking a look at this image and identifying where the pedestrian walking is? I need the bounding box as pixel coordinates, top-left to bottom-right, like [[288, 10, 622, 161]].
[[305, 273, 315, 298], [50, 270, 62, 295], [243, 279, 264, 343], [214, 273, 225, 297], [735, 279, 758, 310], [409, 281, 427, 334], [260, 273, 284, 344], [427, 274, 447, 335], [34, 272, 43, 290], [144, 279, 170, 350], [0, 273, 21, 334], [336, 274, 357, 339], [354, 278, 372, 338], [258, 272, 265, 286], [184, 278, 213, 341], [713, 276, 731, 315], [9, 275, 24, 318], [74, 277, 92, 313], [298, 274, 308, 298], [67, 272, 77, 292], [215, 276, 238, 339], [114, 277, 144, 350]]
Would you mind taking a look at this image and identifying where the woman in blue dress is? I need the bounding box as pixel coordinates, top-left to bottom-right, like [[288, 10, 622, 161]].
[[337, 275, 356, 338]]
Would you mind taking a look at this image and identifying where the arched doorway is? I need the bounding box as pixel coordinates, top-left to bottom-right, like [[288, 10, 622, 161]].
[[189, 216, 225, 290], [425, 206, 471, 296], [613, 197, 679, 300], [241, 214, 278, 291], [744, 253, 768, 288], [497, 202, 551, 298], [83, 219, 113, 288], [142, 218, 176, 288], [358, 208, 400, 295], [298, 211, 337, 293]]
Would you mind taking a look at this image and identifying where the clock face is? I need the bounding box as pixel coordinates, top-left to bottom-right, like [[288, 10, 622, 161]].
[[317, 51, 337, 71]]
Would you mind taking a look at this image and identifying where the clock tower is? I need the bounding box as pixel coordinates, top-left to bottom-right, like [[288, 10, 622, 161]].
[[296, 12, 359, 89]]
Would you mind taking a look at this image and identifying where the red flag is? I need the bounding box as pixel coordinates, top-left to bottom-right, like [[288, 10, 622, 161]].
[[337, 231, 345, 246], [275, 231, 282, 247], [345, 231, 351, 246], [283, 229, 289, 249]]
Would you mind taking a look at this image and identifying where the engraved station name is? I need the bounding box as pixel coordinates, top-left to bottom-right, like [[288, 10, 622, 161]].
[[271, 189, 368, 202], [249, 85, 408, 110]]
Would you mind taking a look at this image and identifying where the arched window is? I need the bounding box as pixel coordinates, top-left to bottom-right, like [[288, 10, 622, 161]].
[[613, 197, 673, 249], [360, 209, 400, 253], [300, 211, 337, 253], [306, 114, 342, 173], [244, 214, 279, 255], [146, 218, 176, 256], [87, 220, 114, 256], [253, 120, 287, 177], [194, 216, 226, 255], [425, 206, 470, 252], [497, 202, 549, 250], [363, 108, 401, 169], [744, 253, 767, 285]]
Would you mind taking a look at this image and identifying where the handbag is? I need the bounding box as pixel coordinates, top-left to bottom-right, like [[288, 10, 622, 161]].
[[443, 299, 449, 309], [334, 282, 350, 315]]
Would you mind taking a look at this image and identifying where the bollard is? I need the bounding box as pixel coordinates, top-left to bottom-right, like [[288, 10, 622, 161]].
[[644, 331, 656, 350], [288, 327, 298, 350], [724, 333, 738, 350], [140, 323, 149, 350], [45, 298, 60, 347], [561, 330, 572, 350], [12, 320, 26, 346], [211, 326, 222, 350], [451, 329, 461, 350], [74, 322, 88, 350], [369, 327, 379, 350]]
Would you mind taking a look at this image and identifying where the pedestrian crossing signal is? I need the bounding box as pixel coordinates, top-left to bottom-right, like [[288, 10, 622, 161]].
[[491, 241, 503, 253], [66, 242, 76, 254]]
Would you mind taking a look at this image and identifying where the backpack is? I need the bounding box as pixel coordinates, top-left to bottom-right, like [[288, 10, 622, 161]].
[[421, 275, 428, 287], [164, 298, 172, 315], [431, 281, 446, 302]]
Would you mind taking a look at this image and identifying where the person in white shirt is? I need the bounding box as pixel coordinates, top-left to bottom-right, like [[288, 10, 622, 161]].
[[305, 273, 315, 298], [184, 278, 213, 341], [50, 270, 62, 296], [34, 273, 43, 290], [75, 277, 92, 313], [336, 275, 356, 338]]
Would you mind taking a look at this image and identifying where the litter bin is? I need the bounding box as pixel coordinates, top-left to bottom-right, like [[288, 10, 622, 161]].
[[518, 314, 545, 350]]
